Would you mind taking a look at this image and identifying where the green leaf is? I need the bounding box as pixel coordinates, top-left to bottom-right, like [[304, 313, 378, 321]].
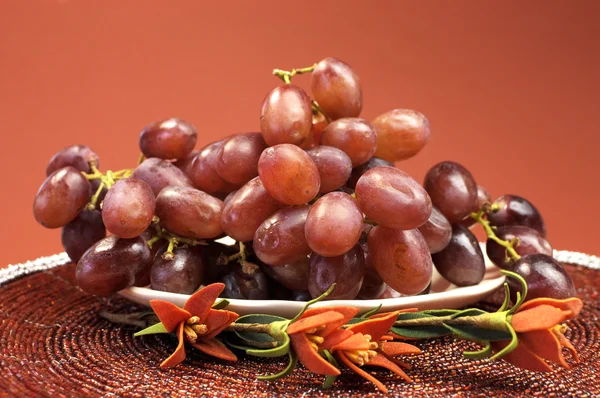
[[247, 333, 290, 358], [390, 325, 450, 339], [464, 341, 493, 359], [423, 309, 459, 317], [443, 323, 512, 341], [222, 336, 259, 352], [236, 314, 287, 324], [490, 324, 518, 360], [346, 318, 368, 325], [257, 351, 298, 381], [360, 304, 382, 319], [234, 314, 285, 347], [133, 322, 169, 337], [212, 299, 230, 309], [497, 283, 511, 312], [450, 308, 487, 319], [396, 312, 435, 321], [321, 350, 339, 389]]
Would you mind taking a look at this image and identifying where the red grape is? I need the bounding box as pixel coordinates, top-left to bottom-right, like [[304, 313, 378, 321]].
[[507, 254, 575, 302], [216, 132, 267, 185], [305, 146, 352, 193], [261, 256, 310, 292], [355, 166, 432, 230], [102, 178, 155, 238], [308, 245, 366, 300], [461, 185, 491, 227], [222, 267, 270, 300], [418, 207, 453, 253], [151, 246, 205, 294], [139, 118, 197, 160], [46, 145, 99, 176], [346, 157, 394, 189], [486, 226, 552, 269], [431, 225, 485, 286], [61, 209, 106, 263], [371, 109, 430, 162], [186, 141, 237, 194], [488, 194, 546, 237], [311, 57, 362, 120], [34, 166, 91, 228], [305, 192, 363, 257], [358, 241, 386, 300], [135, 229, 168, 287], [258, 144, 320, 205], [320, 118, 377, 167], [132, 158, 192, 196], [260, 85, 312, 146]]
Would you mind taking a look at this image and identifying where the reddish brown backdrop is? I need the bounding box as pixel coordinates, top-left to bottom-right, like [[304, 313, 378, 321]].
[[1, 1, 599, 267]]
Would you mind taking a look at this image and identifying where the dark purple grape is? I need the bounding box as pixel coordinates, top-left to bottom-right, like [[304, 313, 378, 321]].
[[260, 85, 312, 146], [139, 118, 197, 160], [76, 235, 150, 296], [320, 118, 377, 167], [356, 166, 432, 230], [132, 158, 192, 196], [101, 178, 155, 238], [221, 177, 285, 242], [61, 209, 106, 263], [368, 226, 432, 295], [461, 185, 491, 228], [346, 157, 394, 189], [253, 205, 311, 266], [150, 246, 205, 294], [418, 207, 453, 254], [431, 225, 485, 286], [488, 194, 546, 237], [486, 226, 553, 269], [155, 186, 224, 239], [46, 145, 99, 176], [424, 161, 478, 224], [134, 229, 168, 287], [216, 132, 267, 185], [201, 241, 239, 285], [292, 291, 311, 301], [186, 141, 237, 194], [358, 255, 387, 300], [34, 166, 91, 228], [311, 57, 362, 120], [378, 286, 403, 299], [221, 267, 270, 300], [305, 192, 363, 257], [308, 245, 365, 300], [371, 109, 430, 162], [507, 253, 576, 302], [261, 256, 310, 291], [305, 146, 353, 194]]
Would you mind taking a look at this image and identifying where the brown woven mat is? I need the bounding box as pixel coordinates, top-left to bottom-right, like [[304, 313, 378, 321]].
[[0, 262, 598, 397]]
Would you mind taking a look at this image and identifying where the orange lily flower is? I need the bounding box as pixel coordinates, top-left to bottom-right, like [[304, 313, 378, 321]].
[[492, 297, 583, 372], [149, 283, 239, 368], [330, 311, 421, 393], [287, 306, 359, 376]]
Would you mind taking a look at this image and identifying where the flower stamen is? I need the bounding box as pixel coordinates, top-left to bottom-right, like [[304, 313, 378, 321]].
[[191, 324, 209, 335], [307, 335, 325, 345], [183, 325, 198, 343], [186, 316, 200, 325]]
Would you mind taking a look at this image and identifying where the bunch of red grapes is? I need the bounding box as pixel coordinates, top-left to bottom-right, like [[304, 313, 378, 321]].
[[33, 57, 575, 303]]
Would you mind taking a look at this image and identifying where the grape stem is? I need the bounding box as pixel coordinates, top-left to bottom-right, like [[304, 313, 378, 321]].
[[470, 205, 521, 261], [273, 64, 317, 84], [82, 163, 134, 209], [145, 216, 206, 260], [311, 100, 331, 124]]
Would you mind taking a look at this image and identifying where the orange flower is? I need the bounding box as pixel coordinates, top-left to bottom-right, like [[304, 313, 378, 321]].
[[287, 306, 359, 376], [332, 311, 422, 393], [149, 283, 239, 368], [492, 297, 583, 372]]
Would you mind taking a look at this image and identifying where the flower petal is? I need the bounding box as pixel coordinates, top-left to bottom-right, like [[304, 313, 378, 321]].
[[287, 311, 344, 335], [511, 305, 573, 333], [517, 297, 582, 318], [191, 338, 238, 362], [491, 340, 553, 372], [160, 323, 187, 368], [150, 300, 191, 332], [321, 328, 354, 351], [184, 283, 225, 322], [204, 310, 239, 339], [519, 329, 570, 368], [382, 342, 422, 357], [347, 311, 400, 342], [290, 332, 340, 376], [301, 306, 359, 337], [552, 326, 579, 362], [336, 352, 388, 393], [367, 353, 412, 383], [331, 333, 371, 352]]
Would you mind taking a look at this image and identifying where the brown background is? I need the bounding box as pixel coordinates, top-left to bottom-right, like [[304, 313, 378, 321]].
[[1, 1, 599, 267]]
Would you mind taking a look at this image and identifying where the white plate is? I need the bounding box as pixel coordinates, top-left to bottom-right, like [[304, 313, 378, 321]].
[[118, 242, 505, 318]]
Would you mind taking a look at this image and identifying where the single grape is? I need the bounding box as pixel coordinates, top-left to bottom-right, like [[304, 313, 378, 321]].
[[507, 253, 575, 302], [292, 291, 311, 301], [305, 146, 353, 194], [134, 229, 168, 287], [418, 207, 453, 254], [150, 246, 205, 294], [260, 256, 310, 291], [132, 158, 192, 196], [486, 226, 553, 269], [174, 150, 198, 173], [371, 109, 430, 162], [367, 226, 432, 295], [424, 161, 478, 224], [221, 267, 270, 300], [221, 177, 285, 242], [101, 178, 155, 238], [139, 118, 197, 160], [260, 85, 312, 146], [258, 144, 320, 205], [215, 132, 267, 186], [253, 205, 311, 266], [61, 209, 106, 263], [431, 225, 485, 286], [76, 235, 150, 296], [460, 185, 491, 228], [46, 145, 99, 176], [155, 186, 224, 239], [186, 141, 238, 194], [320, 118, 377, 167], [34, 166, 91, 228], [305, 192, 363, 257], [355, 166, 432, 230], [311, 57, 362, 120], [488, 194, 546, 237], [346, 157, 394, 189], [308, 244, 366, 300], [358, 242, 387, 300]]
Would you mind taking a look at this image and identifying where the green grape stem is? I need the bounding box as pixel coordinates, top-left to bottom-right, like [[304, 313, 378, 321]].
[[470, 206, 521, 261], [311, 100, 331, 123], [273, 64, 317, 84], [82, 162, 135, 210]]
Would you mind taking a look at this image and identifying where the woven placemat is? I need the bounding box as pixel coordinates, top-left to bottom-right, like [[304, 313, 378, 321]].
[[0, 254, 599, 397]]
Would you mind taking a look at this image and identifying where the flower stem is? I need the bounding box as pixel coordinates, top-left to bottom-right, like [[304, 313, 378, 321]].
[[470, 208, 521, 261], [393, 313, 510, 332], [273, 64, 317, 84]]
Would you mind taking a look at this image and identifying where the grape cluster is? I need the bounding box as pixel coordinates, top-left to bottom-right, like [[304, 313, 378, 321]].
[[33, 57, 574, 303]]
